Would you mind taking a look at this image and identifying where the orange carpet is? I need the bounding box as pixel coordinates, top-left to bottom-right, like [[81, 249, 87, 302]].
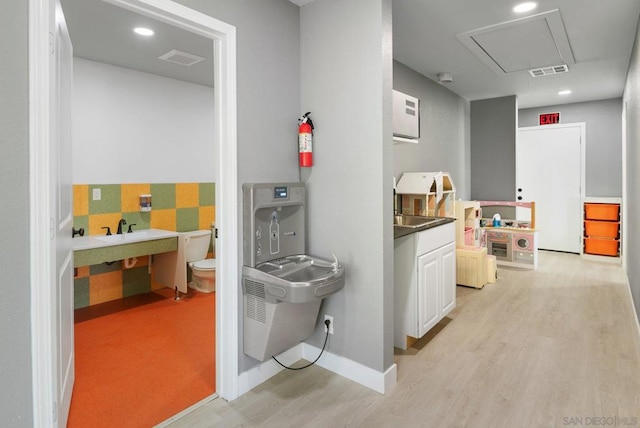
[[68, 289, 215, 427]]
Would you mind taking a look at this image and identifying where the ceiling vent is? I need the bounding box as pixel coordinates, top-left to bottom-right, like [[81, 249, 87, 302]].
[[529, 64, 569, 77], [158, 49, 205, 67], [456, 9, 575, 75]]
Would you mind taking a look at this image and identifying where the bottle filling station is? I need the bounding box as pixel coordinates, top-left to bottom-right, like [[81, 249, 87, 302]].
[[242, 183, 345, 362]]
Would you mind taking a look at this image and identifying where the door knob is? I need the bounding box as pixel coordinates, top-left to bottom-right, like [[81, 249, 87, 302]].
[[517, 196, 523, 201], [517, 188, 522, 192]]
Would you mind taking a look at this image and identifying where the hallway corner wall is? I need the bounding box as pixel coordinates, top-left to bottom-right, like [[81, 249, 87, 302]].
[[623, 15, 640, 320], [470, 96, 517, 201], [300, 0, 394, 375]]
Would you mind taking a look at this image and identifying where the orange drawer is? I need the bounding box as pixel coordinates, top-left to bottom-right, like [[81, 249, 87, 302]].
[[584, 237, 619, 256], [584, 220, 619, 238], [584, 203, 619, 221]]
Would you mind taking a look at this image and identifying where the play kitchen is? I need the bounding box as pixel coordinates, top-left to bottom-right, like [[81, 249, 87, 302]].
[[480, 200, 539, 269]]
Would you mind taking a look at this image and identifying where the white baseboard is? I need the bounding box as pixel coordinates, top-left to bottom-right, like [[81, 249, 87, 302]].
[[302, 343, 397, 394], [581, 253, 622, 264], [237, 342, 398, 397], [156, 393, 219, 427], [237, 344, 304, 396], [624, 274, 640, 339]]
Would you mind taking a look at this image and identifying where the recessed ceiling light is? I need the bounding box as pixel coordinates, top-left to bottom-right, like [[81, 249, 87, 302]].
[[513, 2, 537, 13], [558, 90, 572, 95], [134, 27, 154, 36]]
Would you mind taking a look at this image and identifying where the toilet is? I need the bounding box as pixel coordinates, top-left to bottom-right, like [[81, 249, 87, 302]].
[[184, 229, 216, 293]]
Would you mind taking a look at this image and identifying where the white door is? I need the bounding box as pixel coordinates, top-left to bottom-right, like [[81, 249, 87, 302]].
[[417, 250, 439, 337], [51, 1, 75, 425], [517, 124, 584, 253]]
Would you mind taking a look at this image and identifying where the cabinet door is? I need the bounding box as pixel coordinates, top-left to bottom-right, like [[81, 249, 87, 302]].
[[440, 242, 456, 315], [417, 250, 439, 337]]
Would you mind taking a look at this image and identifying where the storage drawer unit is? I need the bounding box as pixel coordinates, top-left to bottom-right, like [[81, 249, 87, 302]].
[[583, 200, 621, 258]]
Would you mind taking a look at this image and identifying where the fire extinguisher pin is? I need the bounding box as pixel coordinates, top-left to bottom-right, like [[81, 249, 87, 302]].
[[299, 112, 314, 129]]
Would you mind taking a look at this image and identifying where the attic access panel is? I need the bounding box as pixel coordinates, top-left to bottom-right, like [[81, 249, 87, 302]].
[[456, 9, 575, 75]]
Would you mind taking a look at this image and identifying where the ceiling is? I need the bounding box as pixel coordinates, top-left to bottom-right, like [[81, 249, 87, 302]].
[[61, 0, 640, 108], [60, 0, 214, 87], [393, 0, 640, 108]]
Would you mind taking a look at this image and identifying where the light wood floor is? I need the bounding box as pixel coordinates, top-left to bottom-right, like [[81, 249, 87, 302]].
[[166, 251, 640, 427]]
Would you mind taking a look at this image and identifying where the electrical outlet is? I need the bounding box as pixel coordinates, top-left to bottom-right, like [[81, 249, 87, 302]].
[[92, 188, 101, 201], [324, 315, 334, 334]]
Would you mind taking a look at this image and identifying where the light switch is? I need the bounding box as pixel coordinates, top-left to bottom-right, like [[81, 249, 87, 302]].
[[93, 188, 101, 201]]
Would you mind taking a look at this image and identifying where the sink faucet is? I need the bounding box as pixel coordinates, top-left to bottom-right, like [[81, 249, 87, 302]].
[[117, 219, 127, 235]]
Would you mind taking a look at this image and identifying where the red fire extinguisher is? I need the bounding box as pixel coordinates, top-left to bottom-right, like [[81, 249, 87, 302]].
[[298, 112, 314, 167]]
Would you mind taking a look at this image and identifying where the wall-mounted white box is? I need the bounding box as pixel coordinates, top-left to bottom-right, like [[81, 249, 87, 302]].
[[393, 90, 420, 139]]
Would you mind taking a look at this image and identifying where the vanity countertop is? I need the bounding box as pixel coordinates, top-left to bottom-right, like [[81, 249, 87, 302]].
[[73, 229, 180, 251]]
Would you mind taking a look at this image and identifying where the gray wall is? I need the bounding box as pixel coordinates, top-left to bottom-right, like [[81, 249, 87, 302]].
[[393, 61, 471, 199], [174, 0, 301, 373], [623, 16, 640, 319], [300, 0, 394, 373], [470, 96, 518, 200], [519, 99, 622, 197], [0, 1, 33, 426]]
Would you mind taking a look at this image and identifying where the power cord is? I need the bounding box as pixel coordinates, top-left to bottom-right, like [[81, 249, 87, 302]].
[[272, 319, 331, 370]]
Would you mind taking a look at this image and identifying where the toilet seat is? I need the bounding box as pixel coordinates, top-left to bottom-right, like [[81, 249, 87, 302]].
[[192, 258, 216, 271]]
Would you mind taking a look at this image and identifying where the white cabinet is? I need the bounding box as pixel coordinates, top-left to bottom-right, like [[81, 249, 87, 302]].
[[394, 222, 456, 350]]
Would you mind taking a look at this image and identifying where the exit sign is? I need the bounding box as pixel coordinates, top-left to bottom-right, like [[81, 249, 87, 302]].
[[539, 112, 560, 125]]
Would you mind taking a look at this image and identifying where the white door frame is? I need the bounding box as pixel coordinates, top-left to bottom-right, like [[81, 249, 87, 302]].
[[29, 0, 239, 424]]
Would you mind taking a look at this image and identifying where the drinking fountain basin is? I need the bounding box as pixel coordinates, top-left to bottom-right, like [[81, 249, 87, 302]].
[[242, 254, 345, 304]]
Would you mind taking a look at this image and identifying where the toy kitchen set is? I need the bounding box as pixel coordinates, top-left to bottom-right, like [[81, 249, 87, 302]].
[[477, 201, 539, 270]]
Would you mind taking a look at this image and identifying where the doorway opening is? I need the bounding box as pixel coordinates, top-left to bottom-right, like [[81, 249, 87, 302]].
[[29, 0, 238, 425]]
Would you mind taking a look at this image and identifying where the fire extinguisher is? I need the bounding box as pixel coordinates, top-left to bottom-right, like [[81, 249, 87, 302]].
[[298, 112, 314, 167]]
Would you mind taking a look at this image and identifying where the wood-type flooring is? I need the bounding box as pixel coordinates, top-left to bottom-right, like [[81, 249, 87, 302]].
[[166, 251, 640, 428]]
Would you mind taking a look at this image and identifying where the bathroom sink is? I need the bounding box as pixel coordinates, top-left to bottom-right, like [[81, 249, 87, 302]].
[[73, 229, 180, 267], [393, 215, 441, 228], [73, 229, 180, 251], [95, 230, 160, 243]]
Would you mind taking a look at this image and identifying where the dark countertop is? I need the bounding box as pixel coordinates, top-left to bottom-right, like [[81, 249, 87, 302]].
[[393, 217, 456, 239]]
